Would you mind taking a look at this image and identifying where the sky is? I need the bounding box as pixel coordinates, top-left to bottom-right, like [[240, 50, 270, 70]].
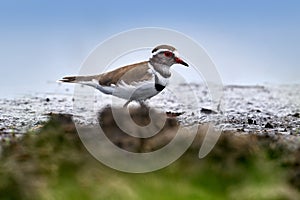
[[0, 0, 299, 97]]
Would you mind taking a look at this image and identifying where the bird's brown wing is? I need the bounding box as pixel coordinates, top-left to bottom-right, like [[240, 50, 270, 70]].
[[60, 61, 153, 86], [98, 61, 153, 86]]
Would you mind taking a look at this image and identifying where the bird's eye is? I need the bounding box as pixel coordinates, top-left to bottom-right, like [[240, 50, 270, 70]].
[[164, 51, 173, 57]]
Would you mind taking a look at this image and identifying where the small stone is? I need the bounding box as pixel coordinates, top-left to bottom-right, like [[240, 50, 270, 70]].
[[265, 122, 274, 129], [45, 98, 50, 102], [201, 108, 217, 114], [292, 113, 300, 118], [248, 118, 254, 124], [166, 111, 184, 117]]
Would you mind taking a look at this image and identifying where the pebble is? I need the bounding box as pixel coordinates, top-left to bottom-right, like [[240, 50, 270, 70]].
[[293, 113, 300, 118], [201, 107, 218, 114], [265, 122, 274, 129], [248, 118, 254, 124]]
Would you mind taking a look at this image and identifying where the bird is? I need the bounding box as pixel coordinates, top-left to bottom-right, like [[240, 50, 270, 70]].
[[60, 44, 189, 107]]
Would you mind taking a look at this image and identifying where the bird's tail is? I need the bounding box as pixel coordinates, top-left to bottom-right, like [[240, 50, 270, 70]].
[[59, 75, 113, 95], [59, 75, 98, 83]]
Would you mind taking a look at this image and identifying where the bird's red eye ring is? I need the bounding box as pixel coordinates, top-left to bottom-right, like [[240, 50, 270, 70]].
[[164, 51, 173, 57]]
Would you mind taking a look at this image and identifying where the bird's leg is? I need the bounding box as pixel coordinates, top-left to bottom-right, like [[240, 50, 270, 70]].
[[123, 100, 131, 108], [123, 100, 149, 108], [138, 100, 149, 109]]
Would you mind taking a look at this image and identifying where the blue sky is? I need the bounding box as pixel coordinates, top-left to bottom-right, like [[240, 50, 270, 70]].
[[0, 0, 300, 97]]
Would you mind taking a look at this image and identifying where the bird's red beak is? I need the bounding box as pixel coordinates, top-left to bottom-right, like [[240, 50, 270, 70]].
[[175, 57, 189, 67]]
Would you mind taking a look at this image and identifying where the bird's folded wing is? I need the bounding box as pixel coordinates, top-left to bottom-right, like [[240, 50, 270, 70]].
[[98, 61, 154, 87], [60, 61, 154, 88]]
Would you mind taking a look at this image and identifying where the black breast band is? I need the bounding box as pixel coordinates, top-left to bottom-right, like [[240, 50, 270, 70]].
[[155, 83, 165, 91]]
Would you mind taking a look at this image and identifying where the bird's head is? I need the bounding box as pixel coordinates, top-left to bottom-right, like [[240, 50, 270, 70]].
[[150, 45, 189, 67]]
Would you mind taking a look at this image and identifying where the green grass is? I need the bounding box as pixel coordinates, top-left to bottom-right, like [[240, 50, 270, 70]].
[[0, 115, 299, 200]]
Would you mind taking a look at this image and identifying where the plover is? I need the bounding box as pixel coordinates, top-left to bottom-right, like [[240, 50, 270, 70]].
[[60, 45, 189, 107]]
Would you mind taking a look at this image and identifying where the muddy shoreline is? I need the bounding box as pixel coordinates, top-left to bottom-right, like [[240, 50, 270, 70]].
[[1, 84, 299, 148]]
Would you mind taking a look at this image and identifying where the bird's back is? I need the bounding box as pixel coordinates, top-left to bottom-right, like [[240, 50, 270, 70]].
[[98, 61, 152, 86]]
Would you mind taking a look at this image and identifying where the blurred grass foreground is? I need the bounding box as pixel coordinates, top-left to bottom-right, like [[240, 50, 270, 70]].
[[1, 106, 300, 200]]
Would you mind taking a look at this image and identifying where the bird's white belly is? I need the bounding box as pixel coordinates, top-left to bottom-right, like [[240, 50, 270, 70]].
[[111, 81, 161, 101], [94, 65, 169, 101]]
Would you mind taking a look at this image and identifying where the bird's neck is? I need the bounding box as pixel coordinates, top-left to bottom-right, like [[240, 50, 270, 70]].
[[149, 59, 171, 78]]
